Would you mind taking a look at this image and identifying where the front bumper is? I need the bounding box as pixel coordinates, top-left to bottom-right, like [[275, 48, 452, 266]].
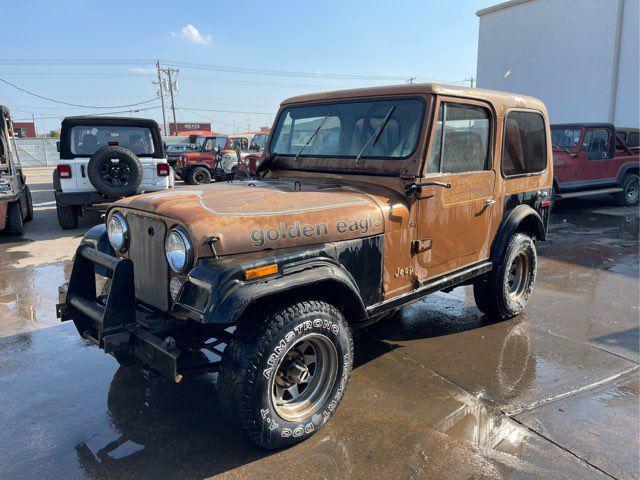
[[57, 245, 221, 382]]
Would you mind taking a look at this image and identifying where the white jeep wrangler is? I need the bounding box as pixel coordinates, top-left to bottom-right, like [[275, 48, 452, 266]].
[[54, 117, 173, 229]]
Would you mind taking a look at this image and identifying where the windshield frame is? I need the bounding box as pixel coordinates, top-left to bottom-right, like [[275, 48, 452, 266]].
[[268, 96, 427, 165]]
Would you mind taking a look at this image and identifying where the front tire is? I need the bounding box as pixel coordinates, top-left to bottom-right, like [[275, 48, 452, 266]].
[[473, 233, 537, 320], [186, 166, 212, 185], [218, 300, 353, 449], [6, 201, 24, 235], [615, 173, 639, 206]]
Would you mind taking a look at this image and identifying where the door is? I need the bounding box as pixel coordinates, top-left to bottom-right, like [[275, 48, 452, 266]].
[[414, 99, 496, 282], [551, 127, 583, 186], [577, 127, 614, 183]]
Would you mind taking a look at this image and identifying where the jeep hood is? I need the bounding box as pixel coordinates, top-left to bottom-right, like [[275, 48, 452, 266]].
[[114, 179, 403, 256]]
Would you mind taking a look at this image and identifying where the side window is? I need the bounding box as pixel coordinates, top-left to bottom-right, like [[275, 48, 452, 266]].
[[427, 102, 491, 174], [582, 129, 610, 160], [627, 132, 639, 149], [502, 111, 547, 177]]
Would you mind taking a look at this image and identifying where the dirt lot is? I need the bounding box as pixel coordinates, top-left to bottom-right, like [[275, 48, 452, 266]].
[[0, 167, 638, 480]]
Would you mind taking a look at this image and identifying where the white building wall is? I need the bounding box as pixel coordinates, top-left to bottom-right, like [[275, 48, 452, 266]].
[[615, 0, 640, 126], [476, 0, 639, 126]]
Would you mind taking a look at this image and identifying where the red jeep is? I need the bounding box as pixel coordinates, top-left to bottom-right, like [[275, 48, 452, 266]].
[[551, 123, 639, 206], [173, 135, 230, 184]]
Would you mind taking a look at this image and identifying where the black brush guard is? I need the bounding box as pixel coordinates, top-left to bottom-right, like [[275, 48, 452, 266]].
[[57, 245, 222, 382]]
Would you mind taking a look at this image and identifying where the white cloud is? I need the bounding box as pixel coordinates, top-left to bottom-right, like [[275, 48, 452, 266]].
[[129, 67, 154, 74], [171, 24, 212, 46]]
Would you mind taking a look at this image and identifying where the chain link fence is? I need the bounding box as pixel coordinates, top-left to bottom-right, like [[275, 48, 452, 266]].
[[14, 137, 60, 167]]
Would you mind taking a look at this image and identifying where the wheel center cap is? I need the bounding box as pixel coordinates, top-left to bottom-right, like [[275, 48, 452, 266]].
[[283, 358, 309, 384]]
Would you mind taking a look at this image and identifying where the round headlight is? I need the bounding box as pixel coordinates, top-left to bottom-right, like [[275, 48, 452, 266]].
[[107, 212, 129, 252], [165, 228, 192, 273]]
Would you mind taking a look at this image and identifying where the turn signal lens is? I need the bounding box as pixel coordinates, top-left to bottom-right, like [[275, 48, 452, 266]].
[[157, 163, 170, 177], [245, 264, 278, 281], [57, 164, 72, 179]]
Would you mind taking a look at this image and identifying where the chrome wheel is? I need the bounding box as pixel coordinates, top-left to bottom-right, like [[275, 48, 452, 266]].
[[271, 333, 338, 422], [625, 177, 639, 203], [507, 252, 530, 301]]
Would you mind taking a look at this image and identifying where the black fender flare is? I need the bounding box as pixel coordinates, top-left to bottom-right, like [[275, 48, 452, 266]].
[[616, 163, 639, 184], [79, 224, 115, 277], [490, 204, 545, 263], [185, 163, 214, 173], [207, 261, 367, 325]]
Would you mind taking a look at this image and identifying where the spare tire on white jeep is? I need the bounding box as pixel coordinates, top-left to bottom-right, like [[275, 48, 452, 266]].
[[87, 145, 143, 198]]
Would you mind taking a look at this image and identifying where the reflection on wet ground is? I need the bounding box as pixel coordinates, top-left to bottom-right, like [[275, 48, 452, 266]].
[[0, 189, 638, 479]]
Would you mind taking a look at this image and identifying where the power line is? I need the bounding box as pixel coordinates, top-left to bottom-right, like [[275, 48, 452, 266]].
[[181, 106, 274, 115], [10, 105, 161, 122], [0, 77, 159, 109], [0, 58, 469, 84]]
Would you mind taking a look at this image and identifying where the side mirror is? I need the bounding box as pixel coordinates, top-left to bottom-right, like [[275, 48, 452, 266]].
[[56, 141, 60, 152]]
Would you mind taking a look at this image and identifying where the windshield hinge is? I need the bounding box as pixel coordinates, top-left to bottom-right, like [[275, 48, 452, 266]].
[[399, 173, 416, 180]]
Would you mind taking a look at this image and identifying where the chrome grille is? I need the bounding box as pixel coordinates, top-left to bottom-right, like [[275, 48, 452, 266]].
[[127, 214, 168, 310]]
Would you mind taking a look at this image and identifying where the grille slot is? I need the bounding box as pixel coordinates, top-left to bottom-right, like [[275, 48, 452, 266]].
[[127, 215, 168, 310]]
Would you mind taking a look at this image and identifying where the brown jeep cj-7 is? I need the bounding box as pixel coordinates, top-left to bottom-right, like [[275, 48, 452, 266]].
[[58, 84, 553, 448]]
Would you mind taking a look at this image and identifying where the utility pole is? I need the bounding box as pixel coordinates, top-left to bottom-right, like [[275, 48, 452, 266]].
[[464, 77, 475, 88], [41, 114, 48, 165], [154, 60, 168, 135], [406, 76, 416, 84], [165, 68, 179, 135]]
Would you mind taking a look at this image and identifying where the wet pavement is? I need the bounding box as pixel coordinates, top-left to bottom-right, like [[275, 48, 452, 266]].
[[0, 178, 638, 480]]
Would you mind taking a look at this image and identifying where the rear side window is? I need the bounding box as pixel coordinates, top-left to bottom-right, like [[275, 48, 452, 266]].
[[428, 102, 491, 174], [502, 111, 547, 177], [627, 132, 639, 148]]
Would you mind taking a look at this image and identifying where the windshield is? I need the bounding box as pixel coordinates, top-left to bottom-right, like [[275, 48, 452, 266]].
[[551, 128, 582, 149], [70, 126, 155, 156], [229, 137, 249, 150], [270, 98, 424, 160], [251, 133, 268, 150], [197, 136, 227, 151]]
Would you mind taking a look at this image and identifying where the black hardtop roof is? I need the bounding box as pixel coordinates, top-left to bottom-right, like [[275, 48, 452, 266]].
[[61, 116, 159, 128], [551, 122, 615, 129]]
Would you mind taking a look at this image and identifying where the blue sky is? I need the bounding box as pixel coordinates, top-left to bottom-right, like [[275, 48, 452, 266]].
[[0, 0, 496, 134]]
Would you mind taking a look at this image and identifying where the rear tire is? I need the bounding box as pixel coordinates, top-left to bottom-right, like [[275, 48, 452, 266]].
[[56, 201, 79, 230], [473, 233, 537, 320], [615, 173, 639, 206], [218, 300, 353, 449], [6, 201, 24, 235], [186, 166, 212, 185], [24, 186, 34, 222]]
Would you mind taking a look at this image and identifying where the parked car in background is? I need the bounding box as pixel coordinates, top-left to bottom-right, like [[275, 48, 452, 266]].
[[173, 134, 230, 184], [54, 117, 173, 229], [551, 123, 639, 206], [166, 143, 198, 168], [616, 127, 639, 153], [244, 132, 269, 174], [0, 105, 33, 235]]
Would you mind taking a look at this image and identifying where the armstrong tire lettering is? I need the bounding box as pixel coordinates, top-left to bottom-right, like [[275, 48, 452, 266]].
[[218, 300, 353, 449]]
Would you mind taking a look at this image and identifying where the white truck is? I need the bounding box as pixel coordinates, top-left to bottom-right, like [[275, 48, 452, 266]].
[[54, 117, 173, 229]]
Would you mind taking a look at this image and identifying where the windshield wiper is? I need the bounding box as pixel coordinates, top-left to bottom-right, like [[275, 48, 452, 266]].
[[294, 112, 332, 161], [552, 143, 573, 155], [355, 106, 396, 163]]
